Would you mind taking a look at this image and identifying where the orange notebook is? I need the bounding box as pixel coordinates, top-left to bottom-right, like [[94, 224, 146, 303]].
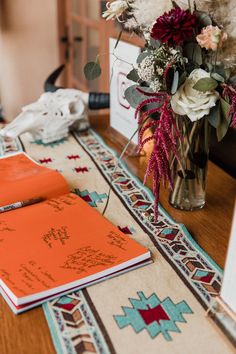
[[0, 153, 151, 314]]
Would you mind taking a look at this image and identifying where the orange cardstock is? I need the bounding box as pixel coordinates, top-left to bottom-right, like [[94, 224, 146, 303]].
[[0, 153, 69, 206]]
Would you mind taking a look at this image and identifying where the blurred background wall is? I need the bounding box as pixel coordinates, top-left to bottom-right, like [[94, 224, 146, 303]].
[[0, 0, 59, 121]]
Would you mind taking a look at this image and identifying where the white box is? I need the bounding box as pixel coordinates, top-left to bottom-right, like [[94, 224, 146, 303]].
[[109, 38, 140, 145]]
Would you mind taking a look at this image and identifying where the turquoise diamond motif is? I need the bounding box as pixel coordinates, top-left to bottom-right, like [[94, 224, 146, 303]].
[[114, 291, 193, 341], [75, 189, 108, 207]]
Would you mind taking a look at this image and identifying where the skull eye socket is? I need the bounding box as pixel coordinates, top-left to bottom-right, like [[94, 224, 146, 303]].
[[69, 102, 76, 114]]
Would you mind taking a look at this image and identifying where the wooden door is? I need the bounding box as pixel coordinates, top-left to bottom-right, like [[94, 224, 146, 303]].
[[57, 0, 144, 93]]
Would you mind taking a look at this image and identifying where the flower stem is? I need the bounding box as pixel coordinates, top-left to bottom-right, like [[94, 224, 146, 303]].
[[214, 50, 218, 72], [170, 119, 199, 207], [188, 0, 192, 12]]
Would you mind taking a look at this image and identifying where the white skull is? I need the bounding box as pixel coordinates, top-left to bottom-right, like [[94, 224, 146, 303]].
[[0, 89, 89, 143]]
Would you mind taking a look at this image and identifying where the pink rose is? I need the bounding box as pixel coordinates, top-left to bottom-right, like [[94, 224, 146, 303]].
[[196, 25, 227, 51]]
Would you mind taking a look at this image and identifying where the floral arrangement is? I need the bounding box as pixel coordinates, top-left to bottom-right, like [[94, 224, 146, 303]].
[[85, 0, 236, 219]]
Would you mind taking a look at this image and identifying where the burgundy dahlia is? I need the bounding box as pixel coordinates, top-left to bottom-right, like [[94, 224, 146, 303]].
[[151, 8, 196, 46]]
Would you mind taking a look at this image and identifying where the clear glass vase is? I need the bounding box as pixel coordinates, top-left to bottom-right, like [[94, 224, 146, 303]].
[[169, 115, 210, 211]]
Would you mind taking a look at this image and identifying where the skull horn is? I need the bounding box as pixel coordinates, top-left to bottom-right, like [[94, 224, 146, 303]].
[[44, 65, 110, 109], [44, 64, 65, 92]]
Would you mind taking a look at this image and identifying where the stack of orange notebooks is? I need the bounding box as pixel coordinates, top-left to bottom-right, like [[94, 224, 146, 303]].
[[0, 153, 151, 314]]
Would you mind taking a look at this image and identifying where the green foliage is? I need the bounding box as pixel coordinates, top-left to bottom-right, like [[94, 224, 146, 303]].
[[84, 61, 101, 80], [124, 85, 153, 109], [149, 38, 161, 49], [208, 101, 221, 128], [171, 71, 179, 95], [229, 75, 236, 86], [206, 62, 213, 72], [184, 43, 202, 66], [224, 69, 231, 81], [214, 64, 231, 81], [165, 67, 175, 94], [208, 98, 231, 141], [211, 73, 225, 83], [194, 10, 212, 27], [126, 69, 140, 83], [178, 71, 187, 87], [216, 98, 231, 141], [171, 0, 180, 9], [193, 77, 218, 92], [186, 62, 199, 74], [136, 51, 150, 64]]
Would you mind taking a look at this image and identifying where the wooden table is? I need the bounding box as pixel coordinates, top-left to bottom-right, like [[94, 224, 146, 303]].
[[1, 116, 236, 354]]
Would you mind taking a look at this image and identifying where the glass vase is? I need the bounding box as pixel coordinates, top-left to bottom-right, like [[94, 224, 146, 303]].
[[169, 115, 210, 211]]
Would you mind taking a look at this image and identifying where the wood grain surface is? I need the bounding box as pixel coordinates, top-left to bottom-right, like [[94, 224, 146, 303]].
[[0, 116, 235, 354]]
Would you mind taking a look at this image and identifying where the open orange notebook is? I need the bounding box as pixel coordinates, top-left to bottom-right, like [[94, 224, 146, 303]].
[[0, 153, 151, 314]]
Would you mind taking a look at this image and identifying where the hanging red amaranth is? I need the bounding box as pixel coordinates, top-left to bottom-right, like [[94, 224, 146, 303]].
[[135, 90, 182, 220]]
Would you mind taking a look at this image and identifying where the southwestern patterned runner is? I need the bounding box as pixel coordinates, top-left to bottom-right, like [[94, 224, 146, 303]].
[[0, 130, 234, 354]]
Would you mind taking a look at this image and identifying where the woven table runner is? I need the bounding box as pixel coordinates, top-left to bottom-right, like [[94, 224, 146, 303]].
[[1, 130, 234, 354]]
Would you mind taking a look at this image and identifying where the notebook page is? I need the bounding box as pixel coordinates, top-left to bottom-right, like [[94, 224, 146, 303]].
[[0, 193, 150, 304]]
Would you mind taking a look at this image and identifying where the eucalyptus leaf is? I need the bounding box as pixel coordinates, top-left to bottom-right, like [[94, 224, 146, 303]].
[[213, 64, 229, 80], [211, 72, 225, 83], [228, 75, 236, 86], [124, 85, 153, 109], [186, 62, 199, 74], [195, 10, 212, 27], [220, 98, 231, 118], [206, 62, 213, 72], [126, 68, 140, 83], [142, 102, 161, 120], [193, 77, 218, 92], [179, 71, 187, 87], [208, 101, 221, 128], [136, 51, 150, 64], [184, 43, 202, 65], [165, 67, 175, 93], [171, 71, 179, 95], [149, 37, 161, 49], [224, 68, 231, 81], [84, 61, 101, 80], [171, 0, 181, 8], [217, 98, 231, 141]]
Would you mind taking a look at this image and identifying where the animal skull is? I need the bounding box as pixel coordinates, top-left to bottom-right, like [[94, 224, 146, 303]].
[[0, 89, 90, 144]]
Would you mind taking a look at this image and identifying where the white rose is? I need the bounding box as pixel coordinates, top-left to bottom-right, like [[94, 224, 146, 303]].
[[171, 69, 219, 121], [102, 1, 129, 21]]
